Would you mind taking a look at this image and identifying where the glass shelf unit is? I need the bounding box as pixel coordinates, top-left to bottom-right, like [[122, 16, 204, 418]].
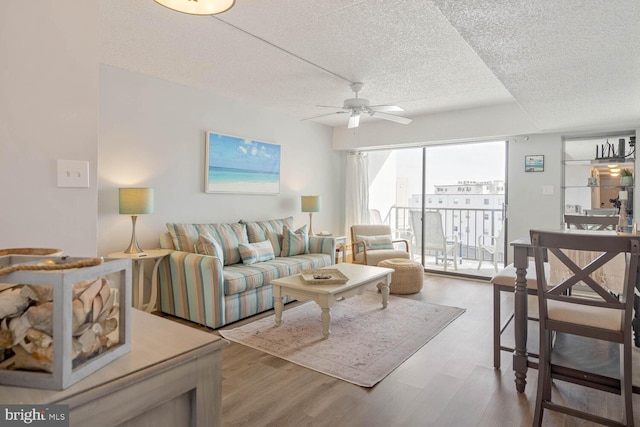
[[562, 133, 635, 217]]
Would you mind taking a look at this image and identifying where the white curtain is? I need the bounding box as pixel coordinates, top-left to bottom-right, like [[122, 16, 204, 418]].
[[345, 151, 370, 236]]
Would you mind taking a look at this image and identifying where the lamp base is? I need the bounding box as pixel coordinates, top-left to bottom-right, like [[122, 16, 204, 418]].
[[124, 215, 144, 254], [308, 212, 315, 236]]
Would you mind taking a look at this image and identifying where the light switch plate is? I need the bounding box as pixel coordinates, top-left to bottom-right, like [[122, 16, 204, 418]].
[[542, 185, 554, 195], [57, 160, 89, 188]]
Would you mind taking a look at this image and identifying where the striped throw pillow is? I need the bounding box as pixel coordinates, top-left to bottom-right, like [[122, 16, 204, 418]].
[[356, 234, 394, 250], [194, 233, 224, 264], [238, 240, 275, 265], [166, 222, 248, 265], [280, 225, 309, 257], [243, 217, 294, 255]]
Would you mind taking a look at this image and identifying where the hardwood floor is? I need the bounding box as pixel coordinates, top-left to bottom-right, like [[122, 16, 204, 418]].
[[170, 274, 640, 426]]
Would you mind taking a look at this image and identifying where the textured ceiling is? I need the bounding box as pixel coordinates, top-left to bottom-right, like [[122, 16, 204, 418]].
[[100, 0, 640, 131]]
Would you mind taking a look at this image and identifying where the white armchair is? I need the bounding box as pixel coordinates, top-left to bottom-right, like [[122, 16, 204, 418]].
[[350, 224, 410, 266]]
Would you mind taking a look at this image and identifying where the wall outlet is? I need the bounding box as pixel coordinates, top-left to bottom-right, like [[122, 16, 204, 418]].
[[57, 160, 89, 188]]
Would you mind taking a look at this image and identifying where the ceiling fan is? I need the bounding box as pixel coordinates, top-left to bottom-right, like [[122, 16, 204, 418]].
[[304, 82, 412, 129]]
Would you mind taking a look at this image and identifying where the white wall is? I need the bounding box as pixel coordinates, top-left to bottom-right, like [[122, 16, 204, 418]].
[[98, 65, 343, 256], [506, 134, 563, 258], [0, 2, 99, 256]]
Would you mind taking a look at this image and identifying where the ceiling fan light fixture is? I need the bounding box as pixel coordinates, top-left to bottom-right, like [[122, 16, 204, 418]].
[[348, 113, 361, 129], [154, 0, 235, 15]]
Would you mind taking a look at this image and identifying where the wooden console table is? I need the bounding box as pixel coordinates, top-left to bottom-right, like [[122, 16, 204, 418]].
[[0, 310, 228, 427]]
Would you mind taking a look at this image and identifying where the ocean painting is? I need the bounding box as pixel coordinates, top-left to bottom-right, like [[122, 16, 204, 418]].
[[206, 131, 281, 194], [525, 155, 544, 172]]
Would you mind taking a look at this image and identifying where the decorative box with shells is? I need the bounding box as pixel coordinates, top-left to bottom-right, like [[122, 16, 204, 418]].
[[0, 255, 131, 390]]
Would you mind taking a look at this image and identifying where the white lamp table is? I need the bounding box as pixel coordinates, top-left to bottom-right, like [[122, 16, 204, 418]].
[[107, 249, 172, 312]]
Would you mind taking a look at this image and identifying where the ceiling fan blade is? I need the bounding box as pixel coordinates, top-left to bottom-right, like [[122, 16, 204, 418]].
[[316, 104, 346, 109], [348, 113, 361, 129], [301, 111, 348, 121], [371, 111, 412, 125], [369, 105, 404, 112]]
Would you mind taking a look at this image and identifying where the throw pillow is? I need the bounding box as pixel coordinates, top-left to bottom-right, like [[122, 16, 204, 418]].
[[238, 240, 276, 265], [194, 233, 225, 263], [243, 217, 294, 255], [356, 234, 394, 250], [280, 225, 309, 257]]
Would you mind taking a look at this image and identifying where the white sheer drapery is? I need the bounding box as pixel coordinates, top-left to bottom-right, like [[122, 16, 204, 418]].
[[345, 151, 370, 236]]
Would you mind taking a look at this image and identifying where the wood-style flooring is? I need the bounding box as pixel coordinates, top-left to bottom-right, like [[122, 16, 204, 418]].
[[171, 274, 640, 426]]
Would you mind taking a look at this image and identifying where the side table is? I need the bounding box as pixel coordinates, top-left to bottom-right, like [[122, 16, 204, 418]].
[[333, 235, 347, 263], [0, 310, 228, 427], [107, 249, 172, 313], [317, 234, 347, 263]]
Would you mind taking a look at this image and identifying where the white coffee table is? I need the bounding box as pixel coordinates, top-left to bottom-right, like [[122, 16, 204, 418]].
[[271, 263, 394, 339]]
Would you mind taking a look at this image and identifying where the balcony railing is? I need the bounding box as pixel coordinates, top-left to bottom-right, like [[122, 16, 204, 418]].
[[382, 205, 505, 268]]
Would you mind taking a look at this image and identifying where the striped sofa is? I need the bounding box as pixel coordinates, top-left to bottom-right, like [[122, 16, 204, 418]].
[[157, 217, 335, 329]]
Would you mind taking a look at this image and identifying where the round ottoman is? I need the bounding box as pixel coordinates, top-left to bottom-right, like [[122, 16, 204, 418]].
[[377, 258, 424, 294]]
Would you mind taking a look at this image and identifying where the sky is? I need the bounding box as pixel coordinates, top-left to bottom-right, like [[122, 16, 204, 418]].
[[394, 141, 506, 195], [208, 132, 281, 173]]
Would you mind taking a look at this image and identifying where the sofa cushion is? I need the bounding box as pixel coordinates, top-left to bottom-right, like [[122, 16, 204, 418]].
[[222, 254, 333, 295], [194, 233, 224, 263], [166, 222, 248, 265], [238, 240, 275, 265], [281, 225, 309, 257], [223, 260, 291, 295], [243, 217, 294, 255]]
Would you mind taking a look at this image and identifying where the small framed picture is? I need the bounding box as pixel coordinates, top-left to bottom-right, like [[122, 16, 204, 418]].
[[525, 155, 544, 172]]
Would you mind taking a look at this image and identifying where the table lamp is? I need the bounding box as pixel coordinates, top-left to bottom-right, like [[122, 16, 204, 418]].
[[119, 188, 154, 254], [301, 195, 320, 236]]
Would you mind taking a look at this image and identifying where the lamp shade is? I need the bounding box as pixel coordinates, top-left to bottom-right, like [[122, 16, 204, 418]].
[[119, 188, 154, 215], [301, 195, 321, 213], [154, 0, 235, 15]]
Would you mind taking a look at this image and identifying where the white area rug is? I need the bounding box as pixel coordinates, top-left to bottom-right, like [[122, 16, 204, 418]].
[[219, 292, 465, 387]]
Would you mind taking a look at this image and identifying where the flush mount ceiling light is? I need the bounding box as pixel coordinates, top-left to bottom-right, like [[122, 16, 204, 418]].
[[154, 0, 235, 15]]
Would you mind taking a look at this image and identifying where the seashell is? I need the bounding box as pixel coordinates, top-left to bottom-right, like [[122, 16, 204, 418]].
[[0, 329, 13, 349], [20, 285, 53, 303], [26, 328, 52, 348], [96, 289, 116, 323], [71, 338, 82, 359], [78, 278, 103, 314], [92, 294, 103, 324], [24, 303, 53, 335], [98, 279, 111, 303], [11, 345, 52, 373], [99, 318, 118, 335], [72, 279, 93, 296], [91, 322, 103, 336], [71, 299, 88, 334], [9, 315, 31, 345], [0, 283, 19, 293], [78, 328, 96, 353], [31, 345, 53, 364], [0, 288, 30, 318], [18, 338, 34, 354]]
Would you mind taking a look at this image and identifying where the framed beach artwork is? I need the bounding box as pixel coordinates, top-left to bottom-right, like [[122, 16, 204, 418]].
[[525, 155, 544, 172], [205, 131, 281, 194]]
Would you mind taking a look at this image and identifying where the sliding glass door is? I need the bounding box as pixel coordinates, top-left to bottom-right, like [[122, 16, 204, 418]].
[[367, 141, 507, 279]]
